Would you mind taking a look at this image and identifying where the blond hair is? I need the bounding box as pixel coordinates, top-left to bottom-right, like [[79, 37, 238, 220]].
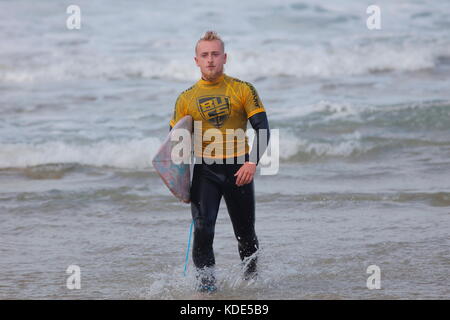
[[195, 31, 225, 54]]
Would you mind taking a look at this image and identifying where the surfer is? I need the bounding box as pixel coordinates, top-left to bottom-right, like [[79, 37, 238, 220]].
[[169, 31, 270, 293]]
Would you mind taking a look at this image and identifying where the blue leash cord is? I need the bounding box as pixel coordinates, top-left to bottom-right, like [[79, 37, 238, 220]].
[[183, 219, 194, 276]]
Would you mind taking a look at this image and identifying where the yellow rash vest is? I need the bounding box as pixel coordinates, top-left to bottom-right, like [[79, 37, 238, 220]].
[[170, 74, 266, 160]]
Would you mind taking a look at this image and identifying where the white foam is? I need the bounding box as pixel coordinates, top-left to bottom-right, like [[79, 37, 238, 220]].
[[227, 40, 439, 79], [272, 100, 362, 121], [279, 130, 364, 160], [0, 138, 162, 169], [0, 39, 446, 84]]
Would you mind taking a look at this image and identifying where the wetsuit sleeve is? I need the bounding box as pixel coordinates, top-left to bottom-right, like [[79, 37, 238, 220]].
[[242, 82, 266, 119], [248, 111, 270, 165], [169, 94, 187, 130]]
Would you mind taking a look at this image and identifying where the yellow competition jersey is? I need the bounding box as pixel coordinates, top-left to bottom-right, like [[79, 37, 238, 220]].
[[170, 74, 265, 159]]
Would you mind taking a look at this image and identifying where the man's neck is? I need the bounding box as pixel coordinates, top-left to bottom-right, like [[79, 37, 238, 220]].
[[201, 73, 224, 83]]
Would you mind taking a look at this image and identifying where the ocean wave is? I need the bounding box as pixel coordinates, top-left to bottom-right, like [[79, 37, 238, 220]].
[[0, 138, 161, 170], [0, 133, 447, 171], [271, 100, 361, 122], [273, 100, 450, 129], [0, 134, 361, 170], [279, 131, 365, 161], [0, 133, 364, 169], [228, 40, 442, 79], [1, 99, 448, 170], [278, 126, 450, 163], [1, 40, 447, 83]]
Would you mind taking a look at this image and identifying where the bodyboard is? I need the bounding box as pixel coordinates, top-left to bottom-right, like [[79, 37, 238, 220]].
[[152, 115, 193, 203]]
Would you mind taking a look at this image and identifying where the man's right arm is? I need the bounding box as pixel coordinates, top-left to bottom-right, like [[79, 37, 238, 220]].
[[169, 94, 186, 132]]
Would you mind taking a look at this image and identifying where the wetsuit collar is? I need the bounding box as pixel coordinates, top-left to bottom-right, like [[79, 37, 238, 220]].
[[198, 73, 225, 87]]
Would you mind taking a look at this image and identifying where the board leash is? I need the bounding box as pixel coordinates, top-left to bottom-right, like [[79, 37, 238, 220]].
[[183, 219, 194, 276]]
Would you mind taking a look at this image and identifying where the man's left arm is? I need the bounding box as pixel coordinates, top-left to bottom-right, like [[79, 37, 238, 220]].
[[248, 111, 270, 165], [235, 112, 270, 186]]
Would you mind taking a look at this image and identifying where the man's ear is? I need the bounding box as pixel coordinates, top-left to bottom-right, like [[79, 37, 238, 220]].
[[223, 53, 227, 64], [194, 56, 199, 67]]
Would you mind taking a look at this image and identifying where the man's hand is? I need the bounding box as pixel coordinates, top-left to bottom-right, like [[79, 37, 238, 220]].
[[234, 161, 256, 186]]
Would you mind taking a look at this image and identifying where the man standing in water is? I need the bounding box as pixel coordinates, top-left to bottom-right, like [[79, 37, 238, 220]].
[[169, 31, 270, 293]]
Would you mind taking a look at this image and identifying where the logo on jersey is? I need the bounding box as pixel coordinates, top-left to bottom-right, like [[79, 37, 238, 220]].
[[197, 95, 231, 128]]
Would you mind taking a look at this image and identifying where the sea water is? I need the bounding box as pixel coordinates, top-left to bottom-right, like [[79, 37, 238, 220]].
[[0, 0, 449, 299]]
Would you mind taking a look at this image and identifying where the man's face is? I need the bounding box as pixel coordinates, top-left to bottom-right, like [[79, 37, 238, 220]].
[[195, 40, 227, 81]]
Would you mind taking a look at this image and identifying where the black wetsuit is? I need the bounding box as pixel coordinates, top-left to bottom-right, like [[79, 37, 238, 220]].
[[190, 158, 258, 271], [179, 112, 270, 282]]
